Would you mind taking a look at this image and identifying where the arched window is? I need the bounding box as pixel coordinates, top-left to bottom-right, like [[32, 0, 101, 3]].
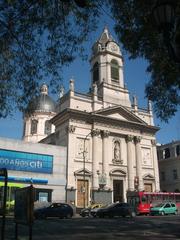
[[31, 119, 38, 134], [163, 148, 170, 159], [93, 62, 99, 83], [44, 120, 52, 135], [111, 59, 119, 83]]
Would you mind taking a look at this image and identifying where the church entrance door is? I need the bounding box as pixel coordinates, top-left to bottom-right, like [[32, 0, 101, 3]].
[[77, 179, 89, 208], [113, 180, 123, 202], [144, 183, 153, 192]]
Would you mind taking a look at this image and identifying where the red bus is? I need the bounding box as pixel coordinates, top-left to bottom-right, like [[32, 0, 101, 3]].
[[127, 191, 180, 215]]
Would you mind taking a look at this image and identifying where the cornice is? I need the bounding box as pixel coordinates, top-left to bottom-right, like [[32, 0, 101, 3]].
[[50, 108, 159, 135], [90, 49, 123, 62]]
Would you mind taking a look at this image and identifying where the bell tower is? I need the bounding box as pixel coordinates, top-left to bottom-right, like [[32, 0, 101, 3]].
[[90, 27, 131, 107]]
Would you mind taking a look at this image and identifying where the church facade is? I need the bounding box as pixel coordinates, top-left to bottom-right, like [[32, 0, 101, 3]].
[[23, 27, 160, 207]]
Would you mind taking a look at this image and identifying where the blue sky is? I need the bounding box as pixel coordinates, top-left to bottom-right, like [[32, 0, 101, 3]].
[[0, 16, 179, 144]]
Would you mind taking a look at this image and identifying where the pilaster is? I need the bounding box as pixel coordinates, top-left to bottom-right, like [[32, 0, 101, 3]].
[[134, 136, 143, 191], [102, 130, 110, 188], [126, 135, 134, 191], [151, 139, 160, 191], [91, 129, 101, 190]]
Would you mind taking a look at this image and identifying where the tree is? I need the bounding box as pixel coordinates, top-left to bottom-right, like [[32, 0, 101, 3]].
[[0, 0, 100, 117], [109, 0, 180, 121], [0, 0, 180, 121]]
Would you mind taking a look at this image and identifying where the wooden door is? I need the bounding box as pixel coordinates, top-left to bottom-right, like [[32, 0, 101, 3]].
[[77, 180, 89, 208], [144, 183, 152, 192], [113, 180, 123, 202]]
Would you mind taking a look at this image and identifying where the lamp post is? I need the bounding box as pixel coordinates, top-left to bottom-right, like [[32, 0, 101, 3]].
[[152, 0, 180, 62], [83, 131, 91, 209]]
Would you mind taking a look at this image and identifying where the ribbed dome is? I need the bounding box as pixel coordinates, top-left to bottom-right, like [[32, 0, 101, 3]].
[[27, 84, 56, 113]]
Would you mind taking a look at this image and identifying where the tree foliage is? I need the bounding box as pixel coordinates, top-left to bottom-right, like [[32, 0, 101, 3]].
[[0, 0, 180, 121], [0, 0, 100, 117], [109, 0, 180, 121]]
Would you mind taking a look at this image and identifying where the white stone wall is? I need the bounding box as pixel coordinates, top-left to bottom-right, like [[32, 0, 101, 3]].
[[63, 117, 159, 204], [158, 141, 180, 192], [23, 112, 56, 143]]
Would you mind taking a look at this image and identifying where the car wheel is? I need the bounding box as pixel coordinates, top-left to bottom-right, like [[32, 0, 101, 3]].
[[131, 211, 136, 218], [108, 213, 113, 218], [99, 213, 104, 218], [66, 213, 72, 219], [161, 211, 165, 216], [174, 210, 178, 215], [39, 213, 46, 219]]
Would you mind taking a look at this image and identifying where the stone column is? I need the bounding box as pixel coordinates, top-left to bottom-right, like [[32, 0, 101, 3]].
[[134, 136, 143, 191], [102, 130, 110, 188], [152, 139, 160, 191], [126, 135, 134, 191], [91, 129, 101, 189]]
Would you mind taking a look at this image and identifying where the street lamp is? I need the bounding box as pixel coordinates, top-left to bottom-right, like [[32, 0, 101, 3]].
[[83, 131, 91, 208], [152, 0, 180, 62]]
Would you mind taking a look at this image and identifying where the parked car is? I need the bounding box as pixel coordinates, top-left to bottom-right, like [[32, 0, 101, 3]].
[[80, 203, 104, 217], [150, 202, 178, 216], [90, 204, 107, 217], [96, 202, 135, 218], [34, 202, 73, 219]]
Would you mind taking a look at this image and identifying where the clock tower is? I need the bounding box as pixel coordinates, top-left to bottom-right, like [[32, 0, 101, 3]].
[[90, 27, 131, 107]]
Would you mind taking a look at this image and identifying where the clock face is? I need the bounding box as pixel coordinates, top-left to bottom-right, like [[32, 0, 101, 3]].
[[110, 43, 118, 52]]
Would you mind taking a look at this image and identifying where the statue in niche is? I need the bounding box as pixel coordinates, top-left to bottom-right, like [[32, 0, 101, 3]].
[[114, 141, 120, 160], [113, 141, 123, 164]]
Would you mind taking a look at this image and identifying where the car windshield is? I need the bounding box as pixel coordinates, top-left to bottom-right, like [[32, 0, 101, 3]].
[[106, 203, 118, 209]]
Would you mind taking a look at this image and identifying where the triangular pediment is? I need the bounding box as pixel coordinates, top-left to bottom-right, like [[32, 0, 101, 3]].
[[143, 174, 155, 180], [74, 168, 92, 176], [94, 106, 147, 125]]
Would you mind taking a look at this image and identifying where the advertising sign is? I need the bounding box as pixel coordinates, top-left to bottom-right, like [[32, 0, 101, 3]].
[[134, 176, 139, 189], [0, 149, 53, 173], [14, 186, 34, 225]]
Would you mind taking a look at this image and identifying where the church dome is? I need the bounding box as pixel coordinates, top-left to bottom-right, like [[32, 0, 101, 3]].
[[27, 84, 56, 113]]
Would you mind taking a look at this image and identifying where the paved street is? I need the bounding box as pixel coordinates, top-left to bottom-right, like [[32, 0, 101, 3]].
[[2, 215, 180, 240]]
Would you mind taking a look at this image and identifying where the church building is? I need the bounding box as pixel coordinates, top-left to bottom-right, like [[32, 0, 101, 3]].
[[23, 27, 160, 208]]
